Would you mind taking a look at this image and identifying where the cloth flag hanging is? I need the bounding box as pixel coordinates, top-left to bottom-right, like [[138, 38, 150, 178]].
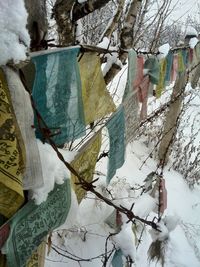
[[106, 107, 125, 183], [0, 69, 24, 218], [138, 76, 150, 120], [112, 249, 123, 267], [195, 42, 200, 61], [123, 91, 139, 144], [26, 241, 46, 267], [171, 54, 178, 82], [177, 50, 185, 73], [164, 51, 173, 85], [155, 58, 167, 98], [122, 50, 139, 144], [144, 57, 160, 85], [4, 67, 44, 190], [5, 179, 71, 267], [71, 131, 102, 203], [79, 52, 116, 125], [31, 47, 86, 146], [182, 49, 189, 67], [122, 49, 137, 100], [133, 56, 144, 89]]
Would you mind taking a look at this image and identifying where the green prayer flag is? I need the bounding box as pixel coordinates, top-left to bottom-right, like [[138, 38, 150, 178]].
[[123, 49, 137, 100], [5, 179, 71, 267], [32, 47, 86, 146], [106, 106, 125, 183]]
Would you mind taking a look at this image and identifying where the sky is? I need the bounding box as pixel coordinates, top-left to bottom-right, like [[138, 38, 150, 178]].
[[169, 0, 200, 23]]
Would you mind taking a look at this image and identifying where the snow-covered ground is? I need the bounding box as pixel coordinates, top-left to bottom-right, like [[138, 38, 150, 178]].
[[44, 65, 200, 266], [45, 138, 200, 267]]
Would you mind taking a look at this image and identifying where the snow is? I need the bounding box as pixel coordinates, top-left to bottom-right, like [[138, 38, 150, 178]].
[[112, 221, 136, 262], [189, 37, 199, 49], [158, 43, 170, 58], [30, 140, 77, 205], [97, 37, 110, 49], [0, 0, 30, 65], [185, 26, 198, 37]]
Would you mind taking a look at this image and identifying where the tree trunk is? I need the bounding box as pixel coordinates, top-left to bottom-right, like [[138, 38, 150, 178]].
[[24, 0, 48, 51], [190, 62, 200, 89], [53, 0, 112, 46], [104, 0, 142, 84], [73, 0, 112, 21]]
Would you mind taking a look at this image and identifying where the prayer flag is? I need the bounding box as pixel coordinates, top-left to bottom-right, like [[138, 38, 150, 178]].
[[5, 179, 71, 267], [155, 58, 167, 98], [32, 47, 86, 146], [123, 91, 139, 144], [178, 50, 185, 73], [71, 131, 102, 203], [164, 51, 173, 85], [79, 52, 116, 124], [107, 107, 125, 183], [112, 249, 123, 267], [26, 240, 46, 267], [0, 69, 24, 218], [4, 67, 43, 190], [122, 49, 137, 100], [144, 57, 160, 85]]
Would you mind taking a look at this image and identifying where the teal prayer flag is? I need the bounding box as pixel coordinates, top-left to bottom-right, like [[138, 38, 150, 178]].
[[112, 249, 123, 267], [182, 49, 188, 67], [144, 57, 160, 85], [122, 49, 137, 101], [107, 106, 125, 183], [32, 47, 86, 146], [5, 179, 71, 267]]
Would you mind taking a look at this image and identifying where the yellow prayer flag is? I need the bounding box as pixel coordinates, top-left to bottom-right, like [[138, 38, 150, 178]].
[[26, 240, 46, 267], [178, 51, 185, 73], [0, 69, 25, 218], [79, 52, 116, 125], [71, 131, 102, 203], [155, 58, 167, 98]]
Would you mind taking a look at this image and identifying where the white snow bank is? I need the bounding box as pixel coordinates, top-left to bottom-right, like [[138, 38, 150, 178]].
[[30, 140, 77, 205], [0, 0, 30, 65]]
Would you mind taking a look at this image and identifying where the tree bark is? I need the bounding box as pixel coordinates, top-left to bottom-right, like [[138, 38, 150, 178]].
[[103, 0, 125, 39], [24, 0, 48, 51], [73, 0, 112, 22], [53, 0, 75, 46], [190, 62, 200, 89], [104, 0, 142, 84], [53, 0, 112, 46]]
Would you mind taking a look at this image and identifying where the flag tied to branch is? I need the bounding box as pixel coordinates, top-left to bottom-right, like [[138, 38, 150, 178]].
[[0, 69, 25, 218], [5, 179, 71, 267], [4, 67, 44, 190], [106, 106, 125, 183], [32, 47, 86, 146], [71, 131, 102, 203], [79, 52, 116, 125]]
